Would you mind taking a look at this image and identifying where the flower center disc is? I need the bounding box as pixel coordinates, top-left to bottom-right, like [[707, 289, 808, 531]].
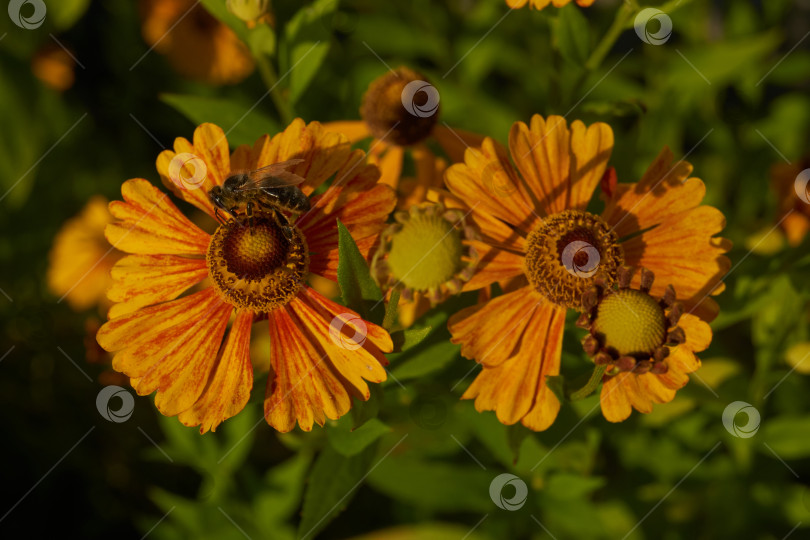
[[592, 289, 667, 357], [386, 212, 463, 291], [360, 67, 439, 146], [524, 210, 623, 310], [207, 213, 309, 312]]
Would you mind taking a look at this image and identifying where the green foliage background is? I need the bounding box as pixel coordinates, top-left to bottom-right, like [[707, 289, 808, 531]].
[[1, 0, 810, 538]]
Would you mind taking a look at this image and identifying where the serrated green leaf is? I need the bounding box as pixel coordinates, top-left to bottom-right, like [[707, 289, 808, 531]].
[[328, 417, 391, 456], [160, 93, 280, 147], [283, 0, 338, 104], [336, 219, 384, 322], [555, 3, 590, 66], [298, 443, 377, 539]]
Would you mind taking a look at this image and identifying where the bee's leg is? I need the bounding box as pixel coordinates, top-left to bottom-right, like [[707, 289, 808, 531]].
[[246, 201, 255, 235], [214, 208, 224, 226], [271, 209, 295, 241]]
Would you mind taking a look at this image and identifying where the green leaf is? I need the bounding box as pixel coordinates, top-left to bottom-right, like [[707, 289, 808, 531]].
[[199, 0, 251, 44], [545, 374, 568, 403], [328, 417, 391, 457], [382, 287, 401, 331], [160, 93, 280, 147], [48, 0, 91, 30], [298, 443, 377, 539], [555, 3, 590, 66], [390, 340, 459, 382], [507, 424, 531, 465], [367, 456, 493, 512], [760, 417, 810, 460], [282, 0, 338, 104], [350, 384, 383, 430], [390, 325, 433, 353], [254, 451, 313, 533], [248, 22, 277, 58], [336, 219, 384, 321]]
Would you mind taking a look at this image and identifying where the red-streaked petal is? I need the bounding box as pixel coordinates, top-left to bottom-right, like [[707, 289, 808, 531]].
[[289, 290, 388, 399], [106, 179, 210, 256], [99, 287, 233, 416], [178, 309, 254, 433], [107, 254, 209, 319], [156, 123, 232, 217], [264, 305, 351, 432]]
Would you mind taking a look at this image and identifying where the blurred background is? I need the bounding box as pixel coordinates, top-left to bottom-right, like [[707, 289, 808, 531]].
[[2, 0, 810, 538]]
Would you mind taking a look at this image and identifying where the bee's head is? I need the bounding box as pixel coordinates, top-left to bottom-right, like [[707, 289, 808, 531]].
[[208, 185, 226, 208]]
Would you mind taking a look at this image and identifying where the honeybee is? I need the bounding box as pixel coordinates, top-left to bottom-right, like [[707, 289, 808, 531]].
[[208, 158, 310, 235]]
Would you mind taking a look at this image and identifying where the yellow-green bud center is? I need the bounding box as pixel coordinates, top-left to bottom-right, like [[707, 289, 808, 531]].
[[592, 289, 666, 357], [386, 212, 463, 291]]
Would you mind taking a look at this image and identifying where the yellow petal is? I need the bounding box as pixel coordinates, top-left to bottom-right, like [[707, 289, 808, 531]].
[[445, 138, 538, 230], [621, 206, 730, 321], [460, 300, 565, 429], [449, 287, 545, 367]]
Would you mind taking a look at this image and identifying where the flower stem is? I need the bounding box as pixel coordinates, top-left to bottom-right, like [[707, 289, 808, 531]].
[[584, 1, 638, 71], [569, 364, 608, 401], [256, 54, 294, 125]]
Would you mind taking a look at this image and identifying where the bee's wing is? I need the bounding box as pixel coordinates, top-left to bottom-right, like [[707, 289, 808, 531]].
[[233, 159, 307, 192]]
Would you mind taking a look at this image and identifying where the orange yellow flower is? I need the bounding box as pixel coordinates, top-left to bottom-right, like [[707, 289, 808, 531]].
[[47, 196, 122, 311], [445, 114, 730, 430], [324, 67, 485, 209], [139, 0, 254, 85], [96, 121, 396, 433], [770, 160, 810, 247], [507, 0, 595, 10], [578, 267, 713, 422]]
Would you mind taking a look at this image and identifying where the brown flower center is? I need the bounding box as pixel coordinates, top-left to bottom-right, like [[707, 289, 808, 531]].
[[207, 213, 309, 312], [360, 67, 439, 147], [524, 210, 623, 310]]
